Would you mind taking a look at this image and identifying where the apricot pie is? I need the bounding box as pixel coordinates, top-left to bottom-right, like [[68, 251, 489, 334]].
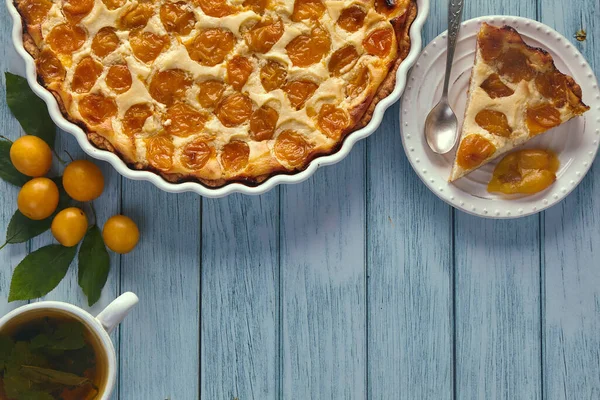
[[450, 23, 589, 181], [15, 0, 417, 187]]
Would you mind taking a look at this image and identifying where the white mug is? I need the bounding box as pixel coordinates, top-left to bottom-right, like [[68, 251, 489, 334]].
[[0, 292, 139, 399]]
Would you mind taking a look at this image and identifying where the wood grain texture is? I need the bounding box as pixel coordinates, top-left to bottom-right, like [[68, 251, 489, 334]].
[[280, 142, 366, 399], [31, 132, 122, 400], [119, 183, 200, 400], [201, 193, 279, 400], [366, 102, 453, 399], [454, 217, 542, 400], [0, 8, 120, 398], [1, 10, 122, 399], [32, 131, 122, 310], [539, 1, 600, 398], [2, 1, 600, 399], [453, 2, 542, 399], [0, 16, 27, 315]]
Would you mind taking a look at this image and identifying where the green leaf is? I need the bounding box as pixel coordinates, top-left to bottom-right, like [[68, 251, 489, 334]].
[[30, 321, 85, 351], [0, 137, 29, 187], [5, 72, 56, 147], [20, 365, 91, 387], [8, 245, 77, 302], [78, 226, 110, 306], [4, 211, 53, 245]]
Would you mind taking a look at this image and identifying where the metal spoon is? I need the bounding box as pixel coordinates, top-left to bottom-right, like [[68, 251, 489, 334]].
[[424, 0, 464, 154]]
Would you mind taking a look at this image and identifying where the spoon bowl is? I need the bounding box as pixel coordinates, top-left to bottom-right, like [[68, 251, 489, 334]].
[[425, 98, 459, 154]]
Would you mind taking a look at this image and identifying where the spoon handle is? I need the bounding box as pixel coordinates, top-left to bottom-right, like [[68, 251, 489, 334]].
[[442, 0, 464, 97]]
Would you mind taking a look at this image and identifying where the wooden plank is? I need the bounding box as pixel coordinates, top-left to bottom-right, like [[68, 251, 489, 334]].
[[539, 1, 600, 398], [0, 8, 122, 315], [365, 3, 454, 398], [30, 132, 122, 399], [366, 111, 453, 399], [201, 193, 279, 400], [0, 25, 28, 314], [119, 182, 200, 400], [454, 217, 542, 399], [0, 177, 26, 314], [452, 2, 542, 399], [2, 11, 123, 313], [1, 5, 122, 396], [32, 131, 122, 315], [280, 142, 366, 399]]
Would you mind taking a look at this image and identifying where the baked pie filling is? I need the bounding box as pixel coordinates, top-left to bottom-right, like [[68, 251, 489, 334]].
[[487, 149, 559, 195], [450, 23, 589, 182], [16, 0, 417, 187]]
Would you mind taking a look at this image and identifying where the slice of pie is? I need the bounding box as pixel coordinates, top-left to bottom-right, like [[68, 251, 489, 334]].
[[449, 23, 589, 181]]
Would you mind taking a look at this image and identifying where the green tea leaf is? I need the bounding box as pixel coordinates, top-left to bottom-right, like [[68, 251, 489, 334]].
[[0, 334, 15, 371], [30, 321, 85, 351], [4, 367, 54, 400], [10, 342, 48, 368], [0, 137, 29, 187], [58, 346, 95, 376], [78, 226, 110, 306], [20, 365, 91, 387], [20, 390, 55, 400], [52, 322, 85, 350], [5, 72, 56, 147], [8, 245, 77, 302], [4, 367, 34, 397]]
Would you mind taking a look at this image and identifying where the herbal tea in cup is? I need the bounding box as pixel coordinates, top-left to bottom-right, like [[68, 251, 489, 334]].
[[0, 311, 107, 400], [0, 292, 138, 400]]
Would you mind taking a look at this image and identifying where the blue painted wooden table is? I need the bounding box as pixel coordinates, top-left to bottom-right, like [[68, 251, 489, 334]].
[[1, 0, 599, 399]]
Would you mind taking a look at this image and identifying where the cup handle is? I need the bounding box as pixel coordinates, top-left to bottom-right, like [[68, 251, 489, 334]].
[[96, 292, 139, 334]]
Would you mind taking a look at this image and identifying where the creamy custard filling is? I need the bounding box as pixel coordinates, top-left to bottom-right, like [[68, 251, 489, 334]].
[[450, 23, 589, 182], [19, 0, 415, 186]]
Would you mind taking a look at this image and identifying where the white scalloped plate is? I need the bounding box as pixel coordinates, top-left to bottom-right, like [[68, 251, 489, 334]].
[[401, 16, 600, 219], [6, 0, 429, 198]]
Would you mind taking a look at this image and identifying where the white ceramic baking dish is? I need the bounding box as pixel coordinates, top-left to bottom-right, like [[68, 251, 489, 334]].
[[6, 0, 430, 197]]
